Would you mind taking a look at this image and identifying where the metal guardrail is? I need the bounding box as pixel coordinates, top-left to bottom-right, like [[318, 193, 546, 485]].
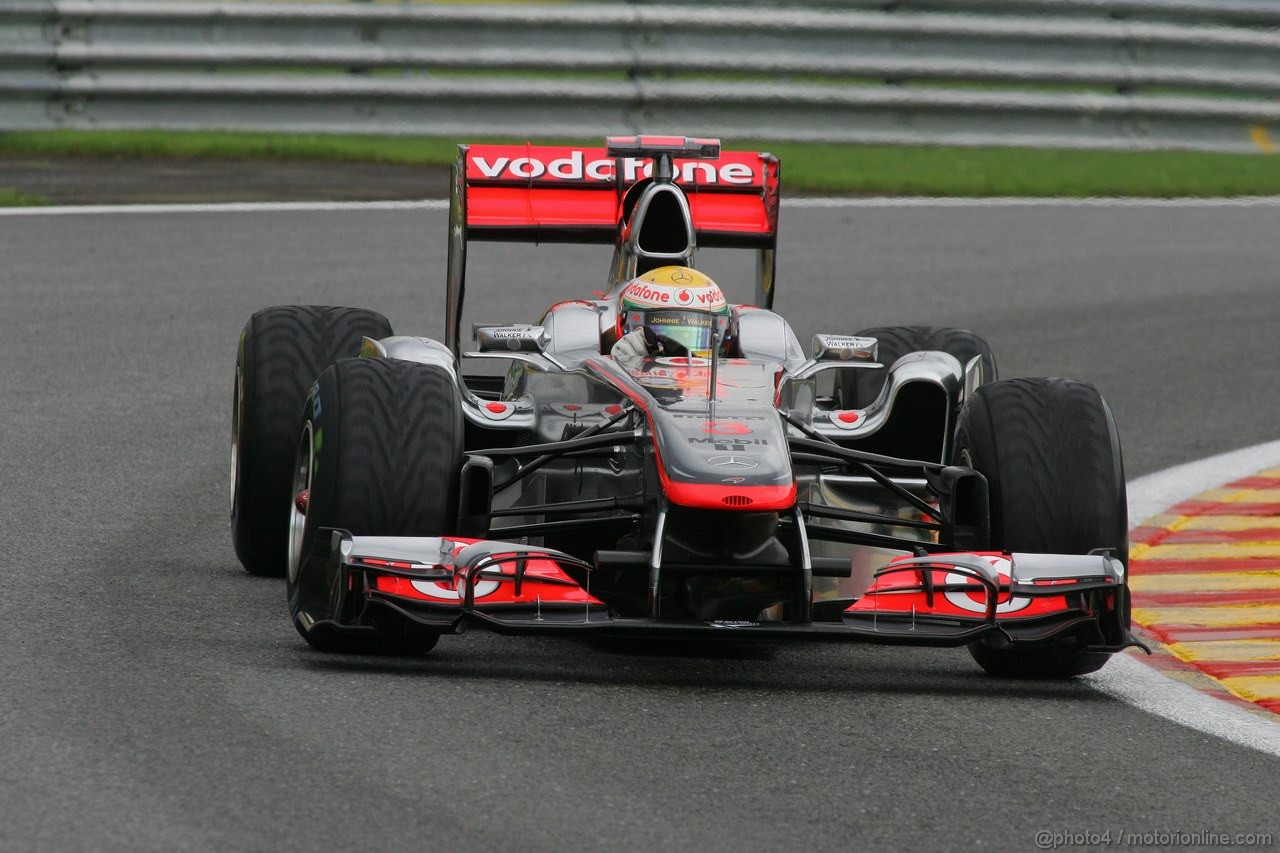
[[1, 1, 1277, 152], [627, 0, 1280, 28], [62, 0, 1280, 26]]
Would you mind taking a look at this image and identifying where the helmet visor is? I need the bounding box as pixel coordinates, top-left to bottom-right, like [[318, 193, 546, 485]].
[[643, 309, 715, 358]]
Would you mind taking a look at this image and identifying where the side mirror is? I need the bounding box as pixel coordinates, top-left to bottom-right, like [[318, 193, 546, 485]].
[[474, 324, 548, 354], [811, 334, 878, 362]]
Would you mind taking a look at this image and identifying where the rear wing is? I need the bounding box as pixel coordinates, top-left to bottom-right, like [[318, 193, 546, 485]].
[[445, 140, 781, 355]]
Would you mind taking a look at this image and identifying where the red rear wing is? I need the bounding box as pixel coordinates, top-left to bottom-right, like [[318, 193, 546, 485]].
[[461, 144, 779, 246], [446, 141, 781, 353]]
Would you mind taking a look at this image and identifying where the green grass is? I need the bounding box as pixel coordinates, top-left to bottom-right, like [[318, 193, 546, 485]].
[[0, 187, 50, 207], [0, 130, 469, 166], [3, 129, 1280, 198], [759, 141, 1280, 197]]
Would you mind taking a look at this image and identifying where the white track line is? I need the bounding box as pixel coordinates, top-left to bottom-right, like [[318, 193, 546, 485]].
[[1127, 440, 1280, 525], [785, 196, 1280, 209], [0, 200, 449, 216], [8, 196, 1280, 217], [1084, 440, 1280, 758], [1085, 654, 1280, 756]]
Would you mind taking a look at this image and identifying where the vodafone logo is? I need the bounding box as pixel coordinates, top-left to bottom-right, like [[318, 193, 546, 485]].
[[625, 282, 673, 306], [695, 285, 725, 307], [468, 149, 759, 186], [624, 281, 726, 309]]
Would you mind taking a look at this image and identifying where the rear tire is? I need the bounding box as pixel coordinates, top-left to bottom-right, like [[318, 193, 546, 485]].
[[838, 325, 996, 410], [287, 358, 464, 656], [231, 306, 392, 576], [956, 378, 1128, 679]]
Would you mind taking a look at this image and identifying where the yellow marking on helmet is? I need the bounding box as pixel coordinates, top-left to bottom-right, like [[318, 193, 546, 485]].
[[638, 266, 716, 288]]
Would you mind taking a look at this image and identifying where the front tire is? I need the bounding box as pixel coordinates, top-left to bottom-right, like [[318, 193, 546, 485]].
[[231, 305, 393, 576], [956, 378, 1128, 678], [287, 358, 464, 655]]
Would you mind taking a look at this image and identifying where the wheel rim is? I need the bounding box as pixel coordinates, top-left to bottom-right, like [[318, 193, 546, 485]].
[[287, 422, 314, 584]]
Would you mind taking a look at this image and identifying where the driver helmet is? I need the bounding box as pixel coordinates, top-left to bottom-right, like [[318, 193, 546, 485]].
[[618, 266, 729, 358]]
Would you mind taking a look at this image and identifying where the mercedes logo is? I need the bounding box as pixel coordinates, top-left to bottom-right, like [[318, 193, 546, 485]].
[[671, 270, 693, 284], [708, 455, 758, 470]]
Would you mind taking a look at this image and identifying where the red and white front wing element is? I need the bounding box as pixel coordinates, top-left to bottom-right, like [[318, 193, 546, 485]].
[[346, 536, 604, 609], [845, 552, 1125, 622], [335, 534, 1126, 645]]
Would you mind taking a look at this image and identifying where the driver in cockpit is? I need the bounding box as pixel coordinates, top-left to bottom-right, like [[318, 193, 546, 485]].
[[611, 266, 731, 360]]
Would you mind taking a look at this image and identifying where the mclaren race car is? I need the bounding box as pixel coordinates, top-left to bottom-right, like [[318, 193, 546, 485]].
[[230, 135, 1145, 678]]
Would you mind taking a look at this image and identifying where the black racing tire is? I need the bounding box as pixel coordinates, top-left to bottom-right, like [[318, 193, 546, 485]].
[[287, 358, 464, 656], [231, 305, 393, 577], [837, 325, 997, 410], [955, 378, 1128, 679]]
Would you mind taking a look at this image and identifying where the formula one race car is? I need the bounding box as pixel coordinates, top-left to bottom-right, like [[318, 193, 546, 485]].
[[231, 135, 1145, 678]]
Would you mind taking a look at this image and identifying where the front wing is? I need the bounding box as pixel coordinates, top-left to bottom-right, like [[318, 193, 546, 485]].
[[299, 530, 1143, 653]]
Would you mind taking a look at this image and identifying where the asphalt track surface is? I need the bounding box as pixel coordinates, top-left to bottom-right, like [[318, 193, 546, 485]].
[[3, 201, 1279, 851]]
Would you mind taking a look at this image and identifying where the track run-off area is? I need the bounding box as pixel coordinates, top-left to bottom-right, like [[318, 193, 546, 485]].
[[1126, 451, 1280, 720], [2, 198, 1278, 850]]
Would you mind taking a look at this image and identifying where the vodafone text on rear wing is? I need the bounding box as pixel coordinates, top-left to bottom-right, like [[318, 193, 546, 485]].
[[444, 139, 781, 354]]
